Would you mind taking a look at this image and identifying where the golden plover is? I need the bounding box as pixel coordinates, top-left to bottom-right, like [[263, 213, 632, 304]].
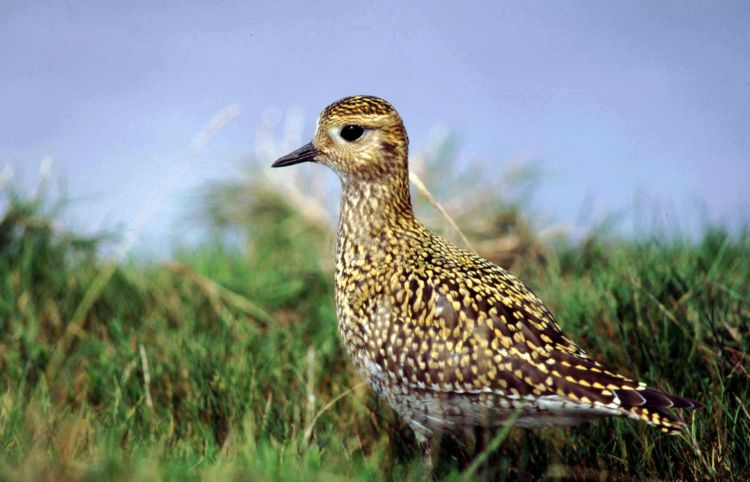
[[272, 95, 701, 470]]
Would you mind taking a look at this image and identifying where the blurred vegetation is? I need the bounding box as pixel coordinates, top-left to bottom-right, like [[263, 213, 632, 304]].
[[0, 141, 748, 481]]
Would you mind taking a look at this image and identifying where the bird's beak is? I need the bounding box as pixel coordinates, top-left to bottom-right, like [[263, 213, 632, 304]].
[[272, 142, 320, 168]]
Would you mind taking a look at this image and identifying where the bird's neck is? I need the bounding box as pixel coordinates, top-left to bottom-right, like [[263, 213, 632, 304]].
[[338, 174, 415, 242]]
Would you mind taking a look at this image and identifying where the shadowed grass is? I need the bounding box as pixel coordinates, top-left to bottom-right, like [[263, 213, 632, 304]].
[[0, 177, 747, 481]]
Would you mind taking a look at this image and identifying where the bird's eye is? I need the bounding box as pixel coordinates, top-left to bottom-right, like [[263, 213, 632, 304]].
[[340, 124, 365, 142]]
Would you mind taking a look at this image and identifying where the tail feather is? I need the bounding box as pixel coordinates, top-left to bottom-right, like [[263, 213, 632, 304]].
[[665, 392, 703, 409], [539, 349, 701, 434], [615, 388, 701, 434], [615, 387, 700, 409]]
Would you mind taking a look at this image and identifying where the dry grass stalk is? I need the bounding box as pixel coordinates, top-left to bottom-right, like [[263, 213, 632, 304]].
[[408, 168, 476, 252], [163, 262, 277, 327], [45, 105, 241, 382], [139, 344, 154, 412]]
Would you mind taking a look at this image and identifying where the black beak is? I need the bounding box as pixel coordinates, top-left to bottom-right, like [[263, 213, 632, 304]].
[[272, 142, 320, 168]]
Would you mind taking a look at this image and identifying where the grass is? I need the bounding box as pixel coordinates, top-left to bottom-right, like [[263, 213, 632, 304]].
[[0, 175, 748, 481]]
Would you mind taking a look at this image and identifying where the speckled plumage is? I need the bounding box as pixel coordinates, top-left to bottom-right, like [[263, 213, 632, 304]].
[[273, 95, 701, 468]]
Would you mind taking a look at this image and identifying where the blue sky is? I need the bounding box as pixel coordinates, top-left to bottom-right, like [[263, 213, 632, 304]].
[[2, 2, 749, 255]]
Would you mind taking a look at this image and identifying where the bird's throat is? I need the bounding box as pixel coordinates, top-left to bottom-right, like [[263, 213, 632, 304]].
[[338, 176, 414, 242]]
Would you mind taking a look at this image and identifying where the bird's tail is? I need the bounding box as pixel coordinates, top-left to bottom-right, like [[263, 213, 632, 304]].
[[615, 387, 703, 434]]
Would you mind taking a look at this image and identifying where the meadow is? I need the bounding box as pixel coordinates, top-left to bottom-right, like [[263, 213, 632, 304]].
[[0, 158, 748, 481]]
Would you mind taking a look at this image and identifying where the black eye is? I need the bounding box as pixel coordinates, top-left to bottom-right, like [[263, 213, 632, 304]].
[[340, 124, 365, 142]]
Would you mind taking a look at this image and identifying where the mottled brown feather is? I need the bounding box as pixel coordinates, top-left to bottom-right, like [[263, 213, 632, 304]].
[[276, 95, 701, 441]]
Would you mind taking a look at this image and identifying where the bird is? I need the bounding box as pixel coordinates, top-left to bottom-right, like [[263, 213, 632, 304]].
[[272, 95, 701, 472]]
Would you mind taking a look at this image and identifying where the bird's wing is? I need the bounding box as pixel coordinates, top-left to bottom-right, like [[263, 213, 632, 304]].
[[375, 237, 698, 431]]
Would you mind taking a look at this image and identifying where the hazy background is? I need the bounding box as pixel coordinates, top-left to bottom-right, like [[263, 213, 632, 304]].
[[2, 1, 749, 256]]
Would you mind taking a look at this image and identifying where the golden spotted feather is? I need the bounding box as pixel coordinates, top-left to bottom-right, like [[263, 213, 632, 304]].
[[273, 95, 701, 467]]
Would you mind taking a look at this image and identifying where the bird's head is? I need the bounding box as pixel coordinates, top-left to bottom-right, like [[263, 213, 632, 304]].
[[272, 96, 409, 182]]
